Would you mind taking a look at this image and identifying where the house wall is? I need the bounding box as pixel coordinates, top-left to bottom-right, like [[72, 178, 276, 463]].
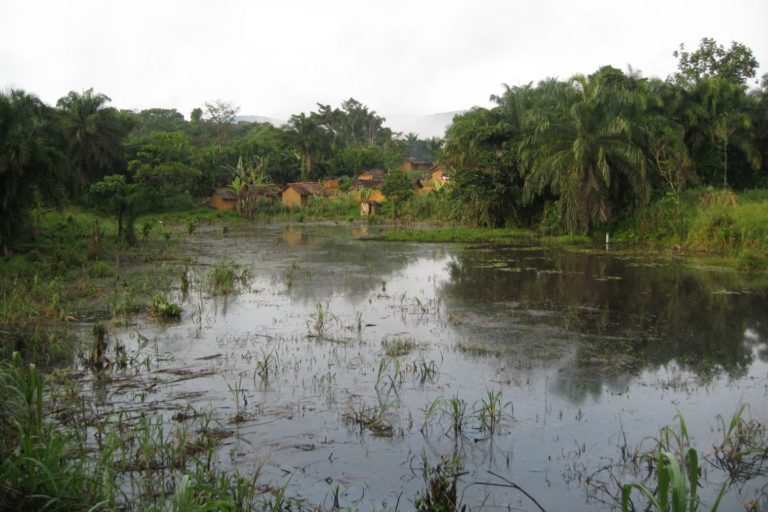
[[211, 193, 236, 211], [354, 189, 386, 203], [282, 187, 306, 208], [431, 167, 448, 184], [322, 178, 340, 189]]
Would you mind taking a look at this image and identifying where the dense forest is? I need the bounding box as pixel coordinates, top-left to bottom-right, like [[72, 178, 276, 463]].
[[1, 37, 767, 254]]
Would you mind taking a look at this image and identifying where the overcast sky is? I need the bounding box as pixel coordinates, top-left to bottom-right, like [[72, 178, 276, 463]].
[[2, 0, 767, 131]]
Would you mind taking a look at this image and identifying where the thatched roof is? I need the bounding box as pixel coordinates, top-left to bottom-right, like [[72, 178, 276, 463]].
[[284, 182, 326, 197], [213, 188, 237, 200]]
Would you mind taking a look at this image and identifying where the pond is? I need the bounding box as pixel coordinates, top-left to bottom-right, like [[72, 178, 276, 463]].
[[78, 223, 768, 511]]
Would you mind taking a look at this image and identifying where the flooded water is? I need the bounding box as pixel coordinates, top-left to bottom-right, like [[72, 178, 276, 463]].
[[85, 223, 768, 510]]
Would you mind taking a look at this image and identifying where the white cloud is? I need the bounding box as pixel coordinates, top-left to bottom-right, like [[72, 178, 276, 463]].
[[1, 0, 766, 131]]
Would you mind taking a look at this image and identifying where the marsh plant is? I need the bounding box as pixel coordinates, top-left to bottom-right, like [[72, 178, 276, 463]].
[[415, 453, 462, 512], [208, 261, 252, 295], [180, 266, 190, 295], [617, 408, 768, 512], [308, 302, 339, 338], [343, 400, 396, 437], [477, 389, 507, 436], [382, 336, 417, 357], [444, 395, 468, 439], [712, 404, 768, 481], [408, 356, 438, 384], [226, 373, 249, 423], [90, 323, 109, 369], [253, 346, 279, 380], [148, 293, 183, 320]]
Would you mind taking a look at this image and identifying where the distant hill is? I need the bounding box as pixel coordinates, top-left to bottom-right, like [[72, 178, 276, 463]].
[[386, 111, 465, 138], [235, 115, 286, 126], [235, 110, 467, 139]]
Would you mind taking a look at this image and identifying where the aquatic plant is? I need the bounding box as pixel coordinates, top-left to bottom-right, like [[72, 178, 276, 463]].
[[180, 266, 190, 295], [712, 404, 768, 481], [409, 356, 438, 384], [208, 261, 251, 295], [444, 395, 468, 439], [89, 323, 109, 368], [254, 346, 279, 380], [421, 397, 443, 434], [382, 336, 417, 357], [149, 293, 183, 320], [415, 453, 462, 512], [620, 411, 732, 512], [226, 373, 248, 423], [477, 389, 506, 436], [343, 401, 395, 437]]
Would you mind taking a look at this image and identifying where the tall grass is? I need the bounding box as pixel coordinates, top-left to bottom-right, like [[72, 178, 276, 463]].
[[620, 410, 744, 512], [0, 352, 297, 511], [619, 188, 768, 263]]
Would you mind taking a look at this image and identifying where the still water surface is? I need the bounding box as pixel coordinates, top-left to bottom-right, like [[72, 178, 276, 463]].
[[91, 223, 768, 510]]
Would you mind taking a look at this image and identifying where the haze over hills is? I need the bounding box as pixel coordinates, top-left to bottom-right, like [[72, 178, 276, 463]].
[[236, 110, 466, 139]]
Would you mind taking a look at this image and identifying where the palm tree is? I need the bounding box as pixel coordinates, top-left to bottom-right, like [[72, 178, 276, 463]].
[[57, 88, 127, 184], [520, 71, 651, 234], [0, 89, 67, 254], [287, 113, 329, 181]]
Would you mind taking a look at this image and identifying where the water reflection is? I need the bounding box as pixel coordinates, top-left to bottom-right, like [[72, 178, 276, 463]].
[[439, 246, 768, 390], [98, 224, 767, 510]]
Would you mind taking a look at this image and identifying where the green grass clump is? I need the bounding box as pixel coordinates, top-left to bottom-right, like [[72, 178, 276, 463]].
[[87, 260, 115, 278], [208, 261, 252, 295], [382, 337, 417, 357], [148, 293, 183, 320]]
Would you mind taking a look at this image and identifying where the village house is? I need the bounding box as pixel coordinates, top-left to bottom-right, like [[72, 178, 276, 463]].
[[281, 182, 326, 208], [210, 188, 237, 211], [356, 169, 386, 182], [418, 164, 450, 194], [401, 157, 433, 173], [351, 169, 386, 204], [250, 183, 283, 200], [321, 177, 340, 199]]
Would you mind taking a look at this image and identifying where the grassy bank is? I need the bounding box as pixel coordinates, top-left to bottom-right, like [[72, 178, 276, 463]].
[[614, 188, 768, 269], [371, 226, 590, 245], [0, 208, 192, 364]]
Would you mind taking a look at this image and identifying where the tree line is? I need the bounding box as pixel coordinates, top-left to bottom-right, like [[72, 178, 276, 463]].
[[441, 37, 767, 232], [0, 90, 441, 253], [2, 37, 766, 253]]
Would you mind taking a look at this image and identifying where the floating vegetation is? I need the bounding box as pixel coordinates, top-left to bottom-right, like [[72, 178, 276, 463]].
[[382, 336, 417, 357], [455, 340, 501, 358], [343, 401, 396, 437]]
